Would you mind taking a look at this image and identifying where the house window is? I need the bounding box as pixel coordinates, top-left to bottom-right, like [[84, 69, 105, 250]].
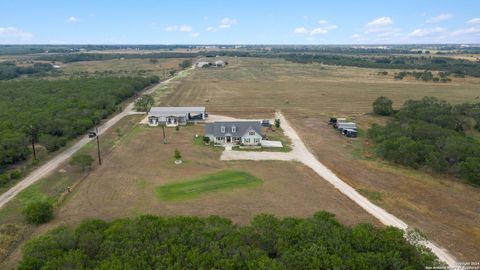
[[232, 126, 236, 133], [249, 131, 255, 135], [254, 138, 260, 143], [244, 138, 250, 143], [221, 126, 225, 133]]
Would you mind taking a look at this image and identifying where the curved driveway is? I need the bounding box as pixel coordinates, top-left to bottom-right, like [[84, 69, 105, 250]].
[[221, 111, 457, 267]]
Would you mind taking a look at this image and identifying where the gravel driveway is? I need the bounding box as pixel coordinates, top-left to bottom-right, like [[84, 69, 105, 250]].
[[218, 111, 457, 266]]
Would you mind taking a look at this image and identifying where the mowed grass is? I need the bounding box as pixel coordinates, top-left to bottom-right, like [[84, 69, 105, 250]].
[[156, 170, 263, 201]]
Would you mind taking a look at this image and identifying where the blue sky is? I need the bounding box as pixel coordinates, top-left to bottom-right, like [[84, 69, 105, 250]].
[[0, 0, 479, 44]]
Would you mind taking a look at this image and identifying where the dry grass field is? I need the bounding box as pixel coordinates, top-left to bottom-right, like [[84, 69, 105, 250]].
[[2, 56, 479, 267], [60, 58, 186, 78], [51, 123, 377, 227], [158, 57, 480, 116], [156, 57, 480, 261]]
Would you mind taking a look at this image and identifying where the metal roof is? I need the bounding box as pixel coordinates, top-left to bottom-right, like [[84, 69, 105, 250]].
[[205, 121, 262, 137], [148, 107, 206, 117]]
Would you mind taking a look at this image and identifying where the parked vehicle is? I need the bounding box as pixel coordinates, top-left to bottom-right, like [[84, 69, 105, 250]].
[[88, 131, 97, 138], [343, 129, 358, 138], [262, 119, 271, 127], [336, 122, 357, 132], [329, 117, 347, 126]]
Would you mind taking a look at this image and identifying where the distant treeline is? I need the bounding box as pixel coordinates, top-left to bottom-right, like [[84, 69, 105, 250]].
[[369, 97, 480, 185], [0, 76, 159, 173], [29, 48, 480, 77], [36, 52, 198, 63], [282, 54, 480, 77], [0, 62, 54, 80], [18, 212, 442, 269]]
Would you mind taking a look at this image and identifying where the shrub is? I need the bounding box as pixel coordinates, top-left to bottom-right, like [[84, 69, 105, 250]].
[[459, 157, 480, 185], [70, 154, 94, 172], [274, 119, 280, 128], [0, 173, 10, 186], [9, 169, 22, 179], [39, 134, 67, 152], [174, 149, 182, 160], [203, 136, 210, 144], [22, 199, 54, 225], [372, 96, 394, 116]]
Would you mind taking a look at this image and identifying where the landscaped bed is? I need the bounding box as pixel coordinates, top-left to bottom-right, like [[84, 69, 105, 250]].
[[156, 170, 263, 201]]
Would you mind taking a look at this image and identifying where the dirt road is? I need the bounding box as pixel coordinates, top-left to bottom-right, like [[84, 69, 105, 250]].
[[0, 69, 189, 210], [220, 111, 457, 267]]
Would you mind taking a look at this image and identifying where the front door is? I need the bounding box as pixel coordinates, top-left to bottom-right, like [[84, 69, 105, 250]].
[[226, 136, 231, 143]]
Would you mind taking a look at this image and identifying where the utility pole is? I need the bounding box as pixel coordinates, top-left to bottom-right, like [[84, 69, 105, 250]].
[[96, 127, 102, 165]]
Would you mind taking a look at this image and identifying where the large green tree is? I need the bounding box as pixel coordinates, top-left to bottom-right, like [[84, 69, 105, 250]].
[[372, 96, 394, 116], [18, 212, 443, 269]]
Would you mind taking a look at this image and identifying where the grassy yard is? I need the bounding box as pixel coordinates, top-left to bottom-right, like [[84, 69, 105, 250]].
[[156, 170, 263, 201], [155, 57, 480, 261]]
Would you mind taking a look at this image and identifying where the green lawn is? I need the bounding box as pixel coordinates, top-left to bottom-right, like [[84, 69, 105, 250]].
[[156, 170, 263, 201]]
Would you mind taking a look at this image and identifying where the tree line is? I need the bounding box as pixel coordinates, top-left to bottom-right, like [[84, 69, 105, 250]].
[[0, 62, 54, 80], [18, 212, 442, 269], [283, 54, 480, 77], [370, 96, 480, 185], [37, 53, 197, 63], [0, 76, 159, 175]]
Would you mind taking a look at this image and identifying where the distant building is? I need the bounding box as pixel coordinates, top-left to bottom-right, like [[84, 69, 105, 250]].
[[214, 60, 226, 67], [147, 106, 207, 127], [196, 61, 210, 68], [52, 65, 61, 69], [205, 121, 263, 145]]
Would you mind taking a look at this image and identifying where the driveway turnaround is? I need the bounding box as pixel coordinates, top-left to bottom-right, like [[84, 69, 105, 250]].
[[0, 69, 190, 210], [220, 111, 457, 267]]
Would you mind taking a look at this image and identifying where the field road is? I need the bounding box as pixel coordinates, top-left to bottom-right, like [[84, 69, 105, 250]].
[[0, 69, 190, 210], [221, 111, 457, 267]]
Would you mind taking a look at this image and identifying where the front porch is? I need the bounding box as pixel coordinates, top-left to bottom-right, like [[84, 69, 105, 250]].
[[165, 116, 187, 127]]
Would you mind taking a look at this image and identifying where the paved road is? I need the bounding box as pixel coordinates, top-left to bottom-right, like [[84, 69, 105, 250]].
[[0, 70, 188, 210], [220, 112, 457, 267]]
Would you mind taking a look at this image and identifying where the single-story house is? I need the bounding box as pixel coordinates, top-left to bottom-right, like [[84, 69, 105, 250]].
[[214, 60, 226, 67], [196, 61, 210, 68], [205, 121, 263, 145], [147, 106, 207, 127]]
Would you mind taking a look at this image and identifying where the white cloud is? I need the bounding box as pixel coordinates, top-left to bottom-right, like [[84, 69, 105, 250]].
[[67, 16, 77, 22], [203, 16, 209, 20], [207, 17, 238, 31], [426, 13, 452, 23], [310, 28, 328, 35], [190, 32, 200, 37], [366, 17, 393, 28], [164, 25, 178, 32], [206, 26, 217, 32], [179, 25, 192, 32], [467, 18, 480, 25], [303, 15, 309, 20], [219, 17, 238, 29], [451, 27, 480, 36], [0, 26, 33, 43], [219, 24, 231, 29], [408, 27, 446, 37], [293, 27, 309, 34], [293, 21, 337, 36]]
